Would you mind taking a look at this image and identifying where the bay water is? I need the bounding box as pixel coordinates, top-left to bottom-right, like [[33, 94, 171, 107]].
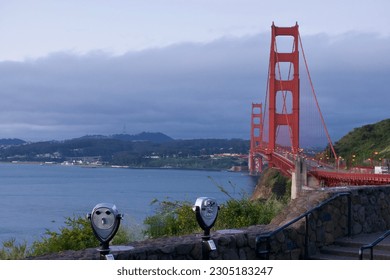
[[0, 163, 256, 245]]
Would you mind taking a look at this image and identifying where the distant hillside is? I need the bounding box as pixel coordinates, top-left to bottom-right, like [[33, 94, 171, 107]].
[[0, 138, 26, 146], [333, 119, 390, 165], [77, 132, 174, 143], [0, 132, 249, 170], [111, 132, 174, 143]]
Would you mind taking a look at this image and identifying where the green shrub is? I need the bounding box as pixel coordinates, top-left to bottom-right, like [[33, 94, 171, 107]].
[[1, 214, 141, 258], [30, 215, 134, 257], [0, 239, 29, 260], [216, 197, 284, 229], [144, 200, 199, 238], [143, 196, 286, 238], [112, 225, 136, 245], [30, 215, 99, 256]]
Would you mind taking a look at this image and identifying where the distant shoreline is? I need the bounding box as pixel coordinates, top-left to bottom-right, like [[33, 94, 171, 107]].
[[1, 160, 251, 174]]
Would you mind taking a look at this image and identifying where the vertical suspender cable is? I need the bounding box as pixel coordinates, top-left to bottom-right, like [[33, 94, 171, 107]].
[[298, 32, 338, 162], [263, 45, 271, 147]]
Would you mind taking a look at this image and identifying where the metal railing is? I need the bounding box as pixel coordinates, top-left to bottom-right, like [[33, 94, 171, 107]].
[[359, 230, 390, 260], [255, 192, 351, 259]]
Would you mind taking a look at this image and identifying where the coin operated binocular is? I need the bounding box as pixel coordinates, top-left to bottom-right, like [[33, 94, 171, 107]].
[[193, 197, 220, 260], [88, 203, 123, 260]]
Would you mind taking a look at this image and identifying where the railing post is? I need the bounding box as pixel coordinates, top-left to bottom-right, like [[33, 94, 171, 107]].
[[305, 213, 310, 259], [255, 235, 271, 260], [347, 194, 352, 237], [266, 237, 270, 260], [360, 230, 390, 260]]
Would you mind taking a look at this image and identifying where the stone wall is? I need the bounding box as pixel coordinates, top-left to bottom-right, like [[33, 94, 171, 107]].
[[256, 186, 390, 259], [30, 186, 390, 260]]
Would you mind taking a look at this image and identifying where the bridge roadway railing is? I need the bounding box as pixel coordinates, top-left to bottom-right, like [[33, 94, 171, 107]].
[[253, 145, 296, 176], [310, 169, 390, 187], [270, 151, 295, 176]]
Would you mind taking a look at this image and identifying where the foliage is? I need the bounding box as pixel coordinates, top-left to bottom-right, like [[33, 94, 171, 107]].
[[252, 168, 291, 202], [143, 195, 286, 238], [29, 215, 133, 257], [29, 216, 99, 256], [1, 215, 137, 259], [216, 197, 284, 229], [332, 118, 390, 166], [111, 226, 136, 245], [0, 239, 29, 260], [143, 174, 288, 238], [144, 200, 199, 238]]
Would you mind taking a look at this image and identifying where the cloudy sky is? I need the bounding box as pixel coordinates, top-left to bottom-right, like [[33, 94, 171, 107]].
[[0, 0, 389, 146]]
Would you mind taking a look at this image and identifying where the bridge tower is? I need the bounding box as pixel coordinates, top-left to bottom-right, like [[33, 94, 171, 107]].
[[249, 103, 263, 175], [268, 23, 300, 155]]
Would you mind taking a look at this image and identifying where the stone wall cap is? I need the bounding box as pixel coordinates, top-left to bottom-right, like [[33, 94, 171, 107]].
[[110, 245, 135, 252], [217, 229, 245, 235]]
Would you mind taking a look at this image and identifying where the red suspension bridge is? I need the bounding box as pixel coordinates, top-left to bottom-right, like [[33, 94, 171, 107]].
[[249, 23, 390, 191]]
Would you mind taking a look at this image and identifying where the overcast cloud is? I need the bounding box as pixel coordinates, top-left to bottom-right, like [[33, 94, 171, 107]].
[[0, 1, 389, 146], [0, 35, 263, 141], [0, 31, 389, 145]]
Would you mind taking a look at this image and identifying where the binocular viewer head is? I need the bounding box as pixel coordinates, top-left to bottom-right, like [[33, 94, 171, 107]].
[[88, 203, 122, 244], [193, 197, 219, 231]]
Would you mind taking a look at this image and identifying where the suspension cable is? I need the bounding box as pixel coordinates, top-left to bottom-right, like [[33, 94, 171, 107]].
[[298, 32, 338, 162], [262, 39, 271, 148]]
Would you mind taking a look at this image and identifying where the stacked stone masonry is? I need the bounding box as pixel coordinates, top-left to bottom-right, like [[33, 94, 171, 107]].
[[31, 186, 390, 260]]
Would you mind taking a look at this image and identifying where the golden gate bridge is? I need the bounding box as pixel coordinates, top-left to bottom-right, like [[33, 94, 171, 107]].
[[248, 23, 390, 192]]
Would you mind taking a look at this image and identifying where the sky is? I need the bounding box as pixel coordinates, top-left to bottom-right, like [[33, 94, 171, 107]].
[[0, 0, 389, 146]]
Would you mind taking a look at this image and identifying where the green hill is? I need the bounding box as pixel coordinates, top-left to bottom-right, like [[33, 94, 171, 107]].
[[333, 119, 390, 166]]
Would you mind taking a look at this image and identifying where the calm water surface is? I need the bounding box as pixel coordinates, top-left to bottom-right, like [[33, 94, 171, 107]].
[[0, 163, 255, 244]]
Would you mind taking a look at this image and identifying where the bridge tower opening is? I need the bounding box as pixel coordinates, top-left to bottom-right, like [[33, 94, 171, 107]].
[[268, 23, 300, 155], [249, 103, 263, 175]]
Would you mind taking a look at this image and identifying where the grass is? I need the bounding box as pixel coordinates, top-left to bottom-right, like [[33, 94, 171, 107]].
[[143, 195, 286, 239]]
